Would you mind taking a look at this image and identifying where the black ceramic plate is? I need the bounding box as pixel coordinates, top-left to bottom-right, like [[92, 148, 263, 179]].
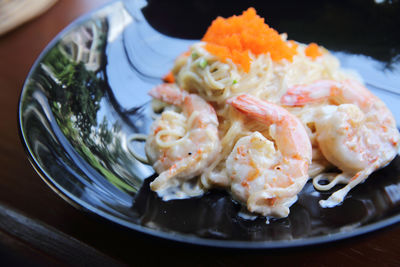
[[19, 0, 400, 248]]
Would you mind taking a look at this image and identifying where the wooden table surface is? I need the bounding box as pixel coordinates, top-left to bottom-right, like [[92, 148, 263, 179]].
[[1, 0, 400, 265]]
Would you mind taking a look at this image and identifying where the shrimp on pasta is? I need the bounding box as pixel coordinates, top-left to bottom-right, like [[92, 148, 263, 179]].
[[139, 8, 400, 218], [226, 94, 312, 217], [281, 79, 400, 207], [145, 84, 221, 199]]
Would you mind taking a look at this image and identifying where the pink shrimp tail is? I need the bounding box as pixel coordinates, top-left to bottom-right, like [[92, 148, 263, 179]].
[[229, 94, 285, 125], [280, 88, 314, 106], [281, 79, 375, 108], [281, 80, 341, 106], [148, 84, 188, 106]]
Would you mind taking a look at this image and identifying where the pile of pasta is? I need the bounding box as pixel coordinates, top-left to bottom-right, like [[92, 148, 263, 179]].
[[143, 8, 399, 218]]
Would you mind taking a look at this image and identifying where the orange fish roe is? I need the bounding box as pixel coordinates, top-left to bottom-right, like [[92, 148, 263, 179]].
[[163, 71, 175, 83], [202, 7, 298, 72], [305, 43, 323, 60]]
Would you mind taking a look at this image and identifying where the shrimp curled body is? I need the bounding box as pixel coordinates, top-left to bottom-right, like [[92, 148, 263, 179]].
[[145, 84, 221, 199], [227, 94, 312, 218], [282, 79, 400, 207]]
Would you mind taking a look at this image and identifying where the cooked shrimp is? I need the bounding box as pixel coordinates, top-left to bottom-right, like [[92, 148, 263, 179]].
[[281, 79, 400, 207], [226, 94, 312, 218], [145, 84, 221, 199]]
